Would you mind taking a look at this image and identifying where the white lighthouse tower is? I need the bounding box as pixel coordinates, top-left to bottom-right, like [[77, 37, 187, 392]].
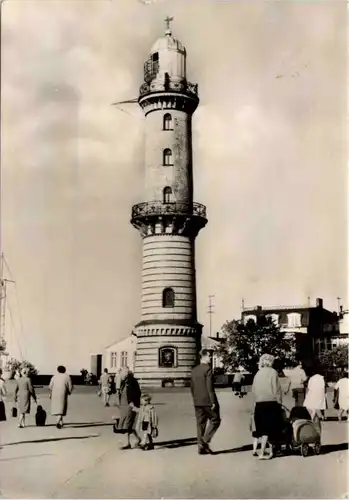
[[131, 18, 207, 387]]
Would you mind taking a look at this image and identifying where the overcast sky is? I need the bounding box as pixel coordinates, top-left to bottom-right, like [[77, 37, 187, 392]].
[[1, 0, 347, 373]]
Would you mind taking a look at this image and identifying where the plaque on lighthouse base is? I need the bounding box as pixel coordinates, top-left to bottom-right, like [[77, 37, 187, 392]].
[[134, 323, 202, 387]]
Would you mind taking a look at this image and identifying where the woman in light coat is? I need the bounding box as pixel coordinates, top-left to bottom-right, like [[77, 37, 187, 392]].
[[304, 367, 327, 421], [334, 371, 349, 421], [14, 368, 37, 428], [49, 365, 73, 428]]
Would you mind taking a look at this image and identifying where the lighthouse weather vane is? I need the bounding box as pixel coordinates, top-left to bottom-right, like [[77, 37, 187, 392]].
[[164, 16, 173, 34]]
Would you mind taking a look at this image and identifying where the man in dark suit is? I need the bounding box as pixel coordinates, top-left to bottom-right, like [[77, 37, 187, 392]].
[[190, 349, 221, 454]]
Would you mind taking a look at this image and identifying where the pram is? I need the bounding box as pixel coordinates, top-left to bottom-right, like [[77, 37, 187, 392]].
[[289, 406, 321, 457], [269, 406, 321, 458]]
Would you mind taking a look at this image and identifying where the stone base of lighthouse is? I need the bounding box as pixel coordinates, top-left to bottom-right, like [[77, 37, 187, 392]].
[[134, 324, 202, 387]]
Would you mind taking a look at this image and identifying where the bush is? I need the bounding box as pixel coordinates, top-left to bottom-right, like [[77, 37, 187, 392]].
[[5, 358, 38, 378]]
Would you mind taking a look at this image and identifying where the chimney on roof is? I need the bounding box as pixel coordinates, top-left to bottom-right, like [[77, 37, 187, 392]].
[[216, 332, 219, 339], [316, 298, 323, 308]]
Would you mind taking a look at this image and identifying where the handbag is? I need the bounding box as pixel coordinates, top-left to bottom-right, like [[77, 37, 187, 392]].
[[333, 389, 339, 410], [151, 427, 159, 439], [12, 406, 18, 418]]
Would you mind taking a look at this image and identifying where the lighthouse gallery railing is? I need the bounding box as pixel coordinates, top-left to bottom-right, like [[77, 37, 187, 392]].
[[131, 201, 206, 219]]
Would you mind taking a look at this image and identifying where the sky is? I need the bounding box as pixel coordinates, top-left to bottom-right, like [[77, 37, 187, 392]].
[[1, 0, 347, 374]]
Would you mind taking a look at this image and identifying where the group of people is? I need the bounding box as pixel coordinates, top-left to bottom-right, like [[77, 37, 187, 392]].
[[0, 365, 73, 429], [189, 349, 349, 458], [1, 352, 348, 458]]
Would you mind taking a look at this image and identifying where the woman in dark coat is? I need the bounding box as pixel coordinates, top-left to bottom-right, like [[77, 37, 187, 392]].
[[14, 368, 37, 428], [118, 368, 141, 450]]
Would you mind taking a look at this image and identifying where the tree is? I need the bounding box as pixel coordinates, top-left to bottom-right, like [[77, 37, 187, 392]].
[[318, 345, 348, 371], [5, 358, 38, 378], [215, 316, 297, 374]]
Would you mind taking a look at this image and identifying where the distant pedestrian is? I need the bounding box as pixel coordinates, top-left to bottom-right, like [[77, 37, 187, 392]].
[[303, 367, 327, 421], [232, 371, 245, 397], [14, 368, 37, 428], [115, 369, 122, 401], [0, 368, 7, 422], [118, 368, 141, 450], [251, 354, 283, 459], [190, 349, 221, 455], [99, 369, 112, 406], [136, 393, 159, 450], [49, 365, 73, 429], [283, 363, 307, 406], [334, 371, 349, 421]]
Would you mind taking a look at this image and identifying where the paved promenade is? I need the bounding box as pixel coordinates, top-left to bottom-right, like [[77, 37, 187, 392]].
[[0, 385, 348, 499]]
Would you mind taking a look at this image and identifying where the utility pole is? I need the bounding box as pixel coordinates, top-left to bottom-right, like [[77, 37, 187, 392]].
[[208, 295, 215, 338], [0, 254, 15, 369], [337, 297, 341, 314]]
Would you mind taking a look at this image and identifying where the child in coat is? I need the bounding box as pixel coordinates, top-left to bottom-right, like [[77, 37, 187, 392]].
[[136, 394, 158, 450]]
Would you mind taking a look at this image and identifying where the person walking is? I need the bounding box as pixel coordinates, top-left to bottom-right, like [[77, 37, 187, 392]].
[[118, 368, 141, 450], [115, 369, 122, 402], [190, 349, 221, 455], [0, 368, 7, 422], [49, 365, 73, 429], [334, 370, 349, 421], [283, 362, 307, 406], [303, 367, 327, 421], [99, 368, 112, 407], [136, 393, 159, 450], [232, 371, 245, 397], [14, 368, 37, 428], [251, 354, 283, 459]]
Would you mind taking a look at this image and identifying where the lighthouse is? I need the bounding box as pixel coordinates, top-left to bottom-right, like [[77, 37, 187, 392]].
[[131, 18, 207, 387]]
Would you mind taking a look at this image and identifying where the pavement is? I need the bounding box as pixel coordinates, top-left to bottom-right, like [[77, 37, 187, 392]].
[[0, 385, 348, 499]]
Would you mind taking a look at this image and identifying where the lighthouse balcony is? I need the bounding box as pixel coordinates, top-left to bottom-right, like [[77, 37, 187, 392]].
[[131, 201, 207, 237], [139, 80, 198, 98]]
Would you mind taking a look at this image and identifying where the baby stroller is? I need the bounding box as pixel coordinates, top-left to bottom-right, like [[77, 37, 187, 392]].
[[289, 406, 321, 457]]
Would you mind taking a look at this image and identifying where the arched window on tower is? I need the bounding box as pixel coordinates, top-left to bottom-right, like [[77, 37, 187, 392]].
[[162, 288, 175, 308], [163, 186, 172, 203], [163, 113, 172, 130], [163, 148, 173, 166]]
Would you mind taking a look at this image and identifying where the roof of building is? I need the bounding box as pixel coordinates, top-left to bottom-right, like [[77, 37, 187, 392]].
[[150, 34, 185, 54]]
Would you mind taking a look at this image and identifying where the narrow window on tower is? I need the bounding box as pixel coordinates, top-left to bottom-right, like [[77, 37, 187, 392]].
[[163, 148, 173, 166], [163, 186, 172, 204], [163, 113, 172, 130], [162, 288, 175, 308]]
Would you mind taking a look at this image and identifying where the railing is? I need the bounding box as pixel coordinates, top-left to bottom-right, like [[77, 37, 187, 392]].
[[131, 201, 206, 220], [139, 80, 198, 98]]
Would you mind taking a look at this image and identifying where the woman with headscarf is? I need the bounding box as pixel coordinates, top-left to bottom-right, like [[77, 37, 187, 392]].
[[49, 365, 73, 429], [251, 353, 283, 459], [14, 367, 37, 428], [118, 367, 141, 450]]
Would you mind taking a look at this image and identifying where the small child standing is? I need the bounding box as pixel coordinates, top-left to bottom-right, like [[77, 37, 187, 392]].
[[136, 394, 158, 450]]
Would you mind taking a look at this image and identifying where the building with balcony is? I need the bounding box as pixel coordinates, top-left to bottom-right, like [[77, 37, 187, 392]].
[[241, 298, 341, 360]]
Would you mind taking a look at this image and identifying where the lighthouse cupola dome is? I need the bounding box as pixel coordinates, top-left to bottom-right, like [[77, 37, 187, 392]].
[[143, 17, 187, 85]]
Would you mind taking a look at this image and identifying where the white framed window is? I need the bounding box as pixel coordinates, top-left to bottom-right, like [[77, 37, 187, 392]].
[[163, 113, 172, 130], [267, 314, 279, 325], [110, 352, 118, 369], [163, 148, 173, 166], [287, 313, 301, 328], [121, 351, 128, 368], [244, 314, 256, 325]]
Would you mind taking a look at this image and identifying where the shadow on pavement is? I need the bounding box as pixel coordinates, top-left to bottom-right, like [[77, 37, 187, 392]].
[[156, 437, 197, 449], [213, 444, 253, 455], [320, 442, 349, 454], [3, 435, 99, 446], [324, 416, 347, 422], [0, 453, 54, 461]]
